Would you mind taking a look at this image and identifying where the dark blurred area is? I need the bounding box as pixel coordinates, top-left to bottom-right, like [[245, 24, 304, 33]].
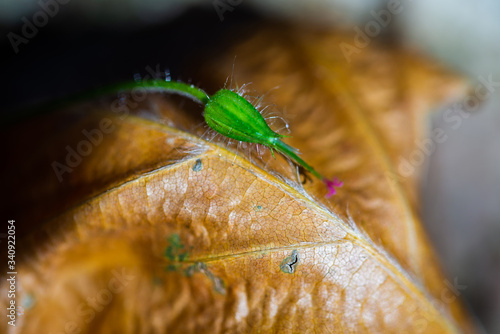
[[0, 4, 259, 113], [1, 0, 499, 333]]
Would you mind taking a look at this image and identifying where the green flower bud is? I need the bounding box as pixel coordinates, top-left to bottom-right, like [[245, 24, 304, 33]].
[[204, 89, 283, 146]]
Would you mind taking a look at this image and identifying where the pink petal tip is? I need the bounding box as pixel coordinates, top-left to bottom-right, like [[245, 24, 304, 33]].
[[323, 178, 343, 198]]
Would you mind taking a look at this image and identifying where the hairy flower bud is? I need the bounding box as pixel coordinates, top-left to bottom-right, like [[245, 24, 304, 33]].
[[204, 89, 283, 145]]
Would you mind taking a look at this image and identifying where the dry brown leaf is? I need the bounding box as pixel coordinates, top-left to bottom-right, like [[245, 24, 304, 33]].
[[1, 25, 477, 333]]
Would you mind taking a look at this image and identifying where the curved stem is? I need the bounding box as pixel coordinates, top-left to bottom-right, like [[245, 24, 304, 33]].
[[116, 80, 210, 105], [55, 79, 211, 109], [3, 79, 210, 127]]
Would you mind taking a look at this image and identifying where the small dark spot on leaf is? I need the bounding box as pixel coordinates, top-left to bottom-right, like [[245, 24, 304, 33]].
[[153, 277, 163, 285], [211, 274, 226, 295], [280, 250, 299, 274], [255, 252, 267, 259], [164, 233, 189, 271], [163, 236, 225, 294], [185, 262, 226, 294], [192, 159, 203, 172], [166, 264, 178, 272], [184, 264, 196, 277]]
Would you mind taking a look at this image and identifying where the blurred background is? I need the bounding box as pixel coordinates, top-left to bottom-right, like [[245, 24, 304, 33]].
[[1, 0, 499, 332]]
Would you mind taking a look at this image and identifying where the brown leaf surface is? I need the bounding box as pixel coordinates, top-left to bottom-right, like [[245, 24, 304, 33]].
[[1, 25, 477, 333]]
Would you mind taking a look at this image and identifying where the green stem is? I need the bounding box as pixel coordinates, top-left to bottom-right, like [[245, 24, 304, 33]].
[[3, 79, 210, 127], [273, 139, 324, 181]]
